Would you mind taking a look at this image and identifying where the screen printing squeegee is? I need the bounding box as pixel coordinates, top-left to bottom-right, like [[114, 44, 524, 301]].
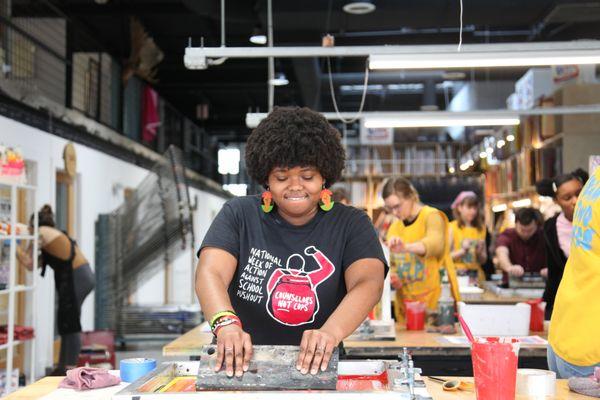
[[196, 345, 339, 391]]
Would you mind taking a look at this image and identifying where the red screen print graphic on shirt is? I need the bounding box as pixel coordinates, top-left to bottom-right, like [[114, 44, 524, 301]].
[[266, 246, 335, 326]]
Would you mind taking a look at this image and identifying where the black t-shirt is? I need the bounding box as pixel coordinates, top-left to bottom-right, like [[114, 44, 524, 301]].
[[199, 195, 388, 345]]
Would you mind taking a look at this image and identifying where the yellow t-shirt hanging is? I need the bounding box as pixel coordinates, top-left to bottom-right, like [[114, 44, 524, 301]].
[[448, 220, 486, 281], [549, 167, 600, 366], [387, 205, 460, 319]]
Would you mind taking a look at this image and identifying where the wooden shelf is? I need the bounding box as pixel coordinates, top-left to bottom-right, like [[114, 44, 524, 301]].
[[489, 186, 536, 201]]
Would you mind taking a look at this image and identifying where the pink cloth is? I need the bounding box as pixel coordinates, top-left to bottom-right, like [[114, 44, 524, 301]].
[[141, 86, 160, 142], [451, 191, 477, 209], [556, 212, 573, 257], [58, 367, 121, 391], [568, 368, 600, 398]]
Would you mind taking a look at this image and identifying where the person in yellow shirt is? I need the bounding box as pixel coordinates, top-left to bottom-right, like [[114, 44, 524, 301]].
[[449, 191, 487, 283], [548, 166, 600, 378], [382, 177, 460, 322]]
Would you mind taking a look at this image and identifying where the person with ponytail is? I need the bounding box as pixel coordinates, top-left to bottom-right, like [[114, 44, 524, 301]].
[[448, 191, 488, 282], [382, 177, 460, 322], [16, 205, 95, 375], [536, 169, 588, 320]]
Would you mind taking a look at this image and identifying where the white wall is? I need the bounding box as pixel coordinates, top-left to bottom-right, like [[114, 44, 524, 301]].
[[0, 114, 226, 376]]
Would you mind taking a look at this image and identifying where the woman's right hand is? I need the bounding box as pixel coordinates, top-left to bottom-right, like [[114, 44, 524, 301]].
[[390, 274, 402, 289], [388, 237, 406, 253], [214, 324, 253, 377]]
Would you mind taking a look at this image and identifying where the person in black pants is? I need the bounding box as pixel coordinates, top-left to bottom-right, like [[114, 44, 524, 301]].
[[536, 169, 588, 320], [17, 205, 95, 375]]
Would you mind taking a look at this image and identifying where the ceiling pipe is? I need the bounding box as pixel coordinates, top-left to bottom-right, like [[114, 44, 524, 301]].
[[321, 71, 464, 85]]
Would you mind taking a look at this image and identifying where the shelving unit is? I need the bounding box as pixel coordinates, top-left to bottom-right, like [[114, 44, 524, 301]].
[[0, 180, 37, 396], [484, 83, 600, 233], [341, 141, 468, 218]]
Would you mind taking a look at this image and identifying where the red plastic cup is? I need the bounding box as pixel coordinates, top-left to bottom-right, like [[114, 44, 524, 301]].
[[471, 337, 520, 400], [404, 300, 426, 330], [526, 299, 545, 332]]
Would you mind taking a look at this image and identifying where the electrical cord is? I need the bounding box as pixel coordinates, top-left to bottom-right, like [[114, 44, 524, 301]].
[[327, 57, 369, 124], [458, 0, 464, 52]]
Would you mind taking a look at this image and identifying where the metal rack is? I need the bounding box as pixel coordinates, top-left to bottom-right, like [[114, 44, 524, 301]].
[[0, 181, 37, 395]]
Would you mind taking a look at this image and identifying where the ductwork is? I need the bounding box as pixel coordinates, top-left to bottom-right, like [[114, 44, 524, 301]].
[[320, 71, 465, 85]]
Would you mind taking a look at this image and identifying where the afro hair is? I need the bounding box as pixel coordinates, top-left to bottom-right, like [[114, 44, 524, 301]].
[[245, 107, 345, 187]]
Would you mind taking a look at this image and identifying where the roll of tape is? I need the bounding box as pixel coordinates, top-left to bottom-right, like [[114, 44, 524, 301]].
[[120, 358, 157, 383], [516, 369, 556, 398]]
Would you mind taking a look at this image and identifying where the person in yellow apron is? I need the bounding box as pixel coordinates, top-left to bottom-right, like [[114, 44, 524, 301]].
[[382, 177, 460, 322], [449, 191, 487, 283], [548, 166, 600, 378]]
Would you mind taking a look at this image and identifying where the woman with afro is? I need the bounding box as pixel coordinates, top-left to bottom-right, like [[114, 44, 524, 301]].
[[196, 107, 387, 378]]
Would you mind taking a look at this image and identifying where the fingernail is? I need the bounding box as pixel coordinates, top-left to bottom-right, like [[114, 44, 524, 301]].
[[296, 364, 301, 370], [301, 368, 308, 374], [321, 365, 327, 372], [227, 371, 233, 377], [243, 365, 249, 372], [311, 369, 317, 375], [236, 371, 243, 377]]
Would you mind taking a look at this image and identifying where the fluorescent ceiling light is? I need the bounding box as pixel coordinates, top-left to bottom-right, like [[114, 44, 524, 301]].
[[492, 203, 508, 213], [506, 134, 515, 142], [448, 167, 455, 174], [246, 104, 600, 128], [369, 49, 600, 70], [185, 41, 600, 70], [479, 151, 488, 159], [497, 139, 506, 148], [363, 116, 520, 128], [512, 198, 532, 208]]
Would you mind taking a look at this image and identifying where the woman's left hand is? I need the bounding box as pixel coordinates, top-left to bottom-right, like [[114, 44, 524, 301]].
[[296, 329, 340, 375]]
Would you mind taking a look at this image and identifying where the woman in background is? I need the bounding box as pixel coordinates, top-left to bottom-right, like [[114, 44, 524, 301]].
[[17, 205, 95, 375], [382, 177, 460, 321], [536, 169, 588, 320], [448, 191, 487, 282]]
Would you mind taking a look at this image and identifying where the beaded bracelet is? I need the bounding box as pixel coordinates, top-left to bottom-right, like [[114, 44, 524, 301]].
[[212, 315, 242, 337], [209, 310, 237, 329]]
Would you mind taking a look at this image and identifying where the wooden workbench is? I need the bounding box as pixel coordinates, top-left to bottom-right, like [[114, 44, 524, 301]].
[[461, 290, 538, 305], [163, 324, 547, 358], [4, 376, 588, 400], [343, 326, 548, 375], [162, 323, 212, 357]]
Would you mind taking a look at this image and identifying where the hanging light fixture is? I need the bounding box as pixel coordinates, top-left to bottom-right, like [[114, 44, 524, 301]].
[[343, 0, 376, 14]]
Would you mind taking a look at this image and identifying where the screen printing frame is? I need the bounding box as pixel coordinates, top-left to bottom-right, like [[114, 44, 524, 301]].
[[112, 360, 432, 400]]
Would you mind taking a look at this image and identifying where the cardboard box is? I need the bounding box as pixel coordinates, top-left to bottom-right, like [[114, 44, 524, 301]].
[[539, 97, 556, 139], [553, 83, 600, 134], [515, 68, 554, 110]]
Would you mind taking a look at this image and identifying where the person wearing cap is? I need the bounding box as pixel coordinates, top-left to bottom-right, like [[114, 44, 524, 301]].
[[448, 191, 487, 283]]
